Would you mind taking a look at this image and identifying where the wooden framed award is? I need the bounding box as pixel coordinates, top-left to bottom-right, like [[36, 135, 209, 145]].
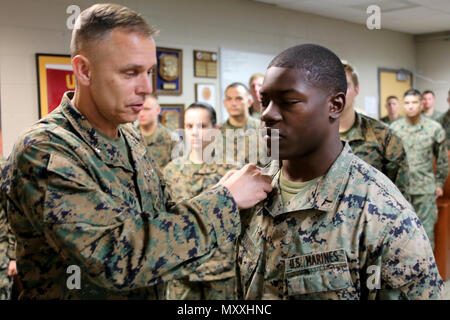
[[153, 47, 183, 95]]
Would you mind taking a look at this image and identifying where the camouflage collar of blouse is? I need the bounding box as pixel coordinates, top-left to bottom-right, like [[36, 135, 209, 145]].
[[60, 91, 147, 170], [258, 142, 353, 217]]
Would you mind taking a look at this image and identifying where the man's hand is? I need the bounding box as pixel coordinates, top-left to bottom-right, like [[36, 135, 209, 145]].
[[221, 164, 272, 209], [436, 187, 444, 199], [8, 260, 18, 277]]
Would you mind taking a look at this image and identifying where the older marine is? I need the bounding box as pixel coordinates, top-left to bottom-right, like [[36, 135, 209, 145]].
[[1, 4, 272, 299]]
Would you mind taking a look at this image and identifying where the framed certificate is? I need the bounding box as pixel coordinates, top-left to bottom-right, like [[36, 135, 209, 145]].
[[36, 53, 74, 118], [153, 47, 183, 95]]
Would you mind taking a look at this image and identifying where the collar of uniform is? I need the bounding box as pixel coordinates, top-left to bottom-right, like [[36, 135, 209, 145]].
[[222, 116, 260, 130], [177, 153, 220, 175], [60, 91, 142, 170], [341, 111, 365, 142], [260, 142, 353, 217], [402, 116, 425, 132], [144, 123, 167, 146]]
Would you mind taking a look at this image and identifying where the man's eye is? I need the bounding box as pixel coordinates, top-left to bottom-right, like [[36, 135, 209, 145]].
[[283, 100, 300, 105]]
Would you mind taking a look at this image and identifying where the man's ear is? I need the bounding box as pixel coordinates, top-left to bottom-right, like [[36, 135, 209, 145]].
[[329, 92, 346, 119], [355, 85, 360, 96], [72, 54, 91, 86]]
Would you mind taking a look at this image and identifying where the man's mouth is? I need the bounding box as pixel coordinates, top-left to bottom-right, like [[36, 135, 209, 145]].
[[129, 103, 144, 112]]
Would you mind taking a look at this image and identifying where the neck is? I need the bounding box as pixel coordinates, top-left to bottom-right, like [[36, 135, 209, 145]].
[[339, 106, 356, 133], [406, 114, 421, 125], [423, 107, 434, 116], [251, 101, 262, 112], [72, 88, 119, 139], [189, 148, 204, 164], [388, 111, 399, 121], [140, 122, 158, 136], [282, 133, 343, 182], [229, 114, 248, 127]]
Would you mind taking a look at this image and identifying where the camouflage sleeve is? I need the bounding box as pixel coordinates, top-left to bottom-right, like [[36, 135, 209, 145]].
[[383, 131, 411, 202], [0, 204, 9, 269], [9, 140, 241, 291], [378, 211, 443, 299], [6, 223, 15, 261], [433, 126, 449, 189]]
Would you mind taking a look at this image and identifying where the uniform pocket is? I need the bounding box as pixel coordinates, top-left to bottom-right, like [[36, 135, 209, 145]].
[[44, 153, 121, 226], [284, 249, 353, 296], [286, 265, 353, 295]]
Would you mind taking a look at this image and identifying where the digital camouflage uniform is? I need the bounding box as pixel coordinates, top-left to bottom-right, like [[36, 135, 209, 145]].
[[437, 110, 450, 150], [164, 155, 239, 300], [220, 116, 268, 168], [140, 123, 179, 170], [0, 157, 15, 300], [391, 117, 449, 249], [237, 143, 443, 300], [380, 115, 403, 126], [340, 112, 410, 201], [423, 110, 444, 122], [249, 108, 261, 120], [1, 92, 241, 299]]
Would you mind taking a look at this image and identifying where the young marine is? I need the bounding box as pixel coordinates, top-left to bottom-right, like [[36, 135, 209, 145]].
[[391, 89, 449, 249], [380, 96, 403, 125], [421, 90, 443, 121], [236, 44, 443, 300], [164, 102, 238, 300], [1, 4, 272, 299]]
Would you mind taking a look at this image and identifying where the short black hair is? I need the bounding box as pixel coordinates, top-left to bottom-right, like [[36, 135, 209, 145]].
[[225, 82, 250, 95], [423, 90, 435, 97], [268, 44, 347, 95], [185, 102, 217, 126], [403, 89, 422, 99]]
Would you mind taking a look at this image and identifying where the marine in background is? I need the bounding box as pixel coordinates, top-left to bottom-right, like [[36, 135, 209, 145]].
[[339, 61, 410, 201], [165, 102, 239, 300], [380, 95, 403, 125], [138, 94, 178, 169], [248, 73, 264, 119], [391, 89, 449, 249], [422, 90, 443, 121]]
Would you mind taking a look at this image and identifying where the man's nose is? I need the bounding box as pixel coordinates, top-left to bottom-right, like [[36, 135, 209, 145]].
[[137, 73, 153, 95], [261, 101, 282, 124]]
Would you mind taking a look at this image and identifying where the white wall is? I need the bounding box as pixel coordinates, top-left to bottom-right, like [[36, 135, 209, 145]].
[[415, 37, 450, 113], [0, 0, 417, 156]]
